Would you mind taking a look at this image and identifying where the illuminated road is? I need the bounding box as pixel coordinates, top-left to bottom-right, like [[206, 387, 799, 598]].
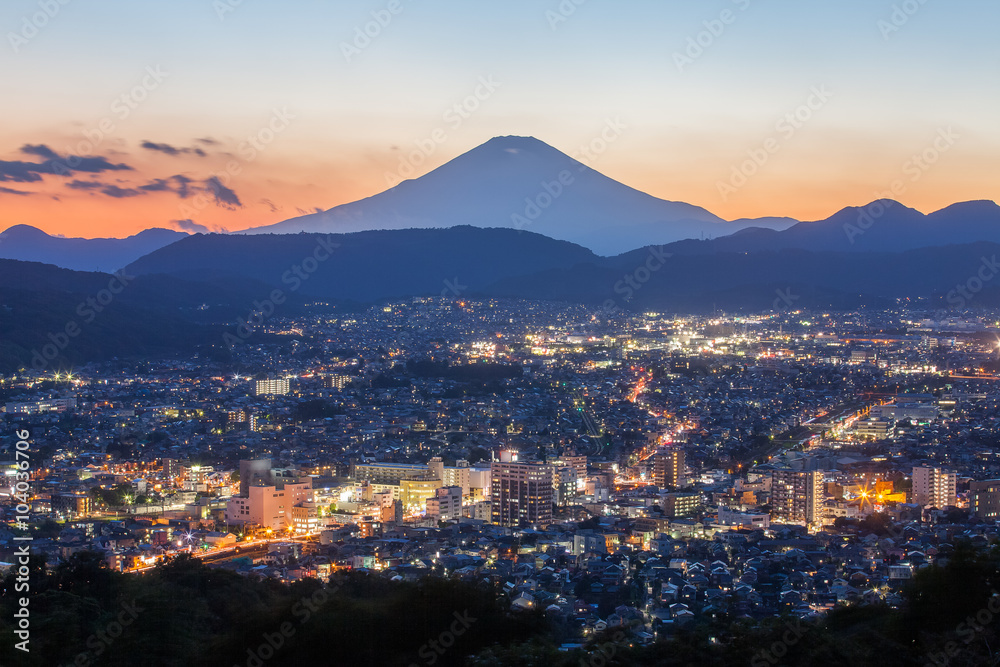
[[125, 532, 321, 574]]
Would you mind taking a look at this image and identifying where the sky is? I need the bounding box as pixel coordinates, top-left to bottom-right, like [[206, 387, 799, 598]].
[[1, 0, 998, 238]]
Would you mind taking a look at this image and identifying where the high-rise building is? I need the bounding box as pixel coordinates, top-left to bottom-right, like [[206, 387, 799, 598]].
[[323, 374, 351, 390], [490, 459, 553, 527], [161, 457, 181, 482], [970, 480, 1000, 520], [653, 449, 685, 489], [426, 486, 463, 521], [428, 457, 471, 495], [225, 461, 314, 531], [912, 466, 957, 508], [662, 492, 700, 519], [770, 469, 823, 526], [255, 378, 290, 396], [239, 458, 274, 496], [553, 466, 578, 506]]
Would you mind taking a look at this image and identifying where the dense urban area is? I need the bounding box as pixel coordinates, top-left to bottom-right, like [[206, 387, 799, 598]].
[[4, 298, 1000, 666]]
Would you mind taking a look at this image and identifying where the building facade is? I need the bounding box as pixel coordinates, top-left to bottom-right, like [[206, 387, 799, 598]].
[[490, 460, 553, 527], [770, 469, 823, 526], [912, 466, 957, 508]]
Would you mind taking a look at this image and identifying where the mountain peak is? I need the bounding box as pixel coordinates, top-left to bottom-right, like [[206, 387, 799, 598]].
[[457, 135, 579, 166], [238, 135, 794, 253], [930, 200, 1000, 217], [478, 135, 558, 152], [0, 224, 50, 240]]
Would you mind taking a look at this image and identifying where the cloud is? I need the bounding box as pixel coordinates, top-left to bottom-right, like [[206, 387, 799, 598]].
[[194, 137, 220, 146], [101, 185, 144, 198], [0, 185, 29, 196], [204, 176, 242, 208], [138, 178, 172, 192], [20, 144, 60, 160], [67, 180, 103, 190], [141, 140, 207, 158], [260, 198, 279, 213], [171, 174, 193, 198], [0, 144, 132, 183], [68, 177, 185, 199], [170, 218, 227, 234], [170, 218, 211, 233]]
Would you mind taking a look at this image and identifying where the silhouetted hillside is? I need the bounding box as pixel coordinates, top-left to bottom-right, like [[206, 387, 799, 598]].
[[125, 226, 600, 301]]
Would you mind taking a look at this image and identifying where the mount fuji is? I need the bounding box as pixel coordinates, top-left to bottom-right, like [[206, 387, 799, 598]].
[[237, 135, 795, 255]]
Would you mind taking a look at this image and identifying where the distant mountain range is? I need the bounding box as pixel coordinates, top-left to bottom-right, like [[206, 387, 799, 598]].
[[0, 224, 187, 273], [0, 258, 329, 372], [122, 226, 1000, 311], [125, 226, 600, 302], [8, 222, 1000, 370], [659, 199, 1000, 255], [237, 136, 797, 254]]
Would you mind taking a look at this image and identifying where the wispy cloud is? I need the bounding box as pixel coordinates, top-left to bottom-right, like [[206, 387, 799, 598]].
[[141, 140, 207, 158], [170, 218, 227, 233], [0, 144, 131, 183], [66, 180, 103, 190], [101, 185, 144, 198], [20, 144, 60, 160], [205, 176, 242, 208]]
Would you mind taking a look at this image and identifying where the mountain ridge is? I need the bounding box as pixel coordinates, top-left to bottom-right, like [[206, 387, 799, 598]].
[[0, 224, 187, 272]]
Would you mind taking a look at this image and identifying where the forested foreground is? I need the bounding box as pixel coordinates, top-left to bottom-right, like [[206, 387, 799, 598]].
[[2, 544, 999, 666]]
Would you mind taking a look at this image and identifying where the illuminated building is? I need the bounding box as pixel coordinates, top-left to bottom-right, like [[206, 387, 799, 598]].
[[913, 466, 957, 508], [255, 377, 290, 396], [426, 486, 463, 520], [323, 374, 351, 390], [770, 469, 823, 526], [401, 478, 441, 511], [970, 480, 1000, 520], [490, 454, 553, 527], [653, 449, 685, 489], [662, 492, 700, 518], [226, 459, 314, 530]]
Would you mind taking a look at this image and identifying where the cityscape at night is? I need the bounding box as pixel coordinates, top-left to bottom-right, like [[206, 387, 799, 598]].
[[3, 1, 1000, 666]]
